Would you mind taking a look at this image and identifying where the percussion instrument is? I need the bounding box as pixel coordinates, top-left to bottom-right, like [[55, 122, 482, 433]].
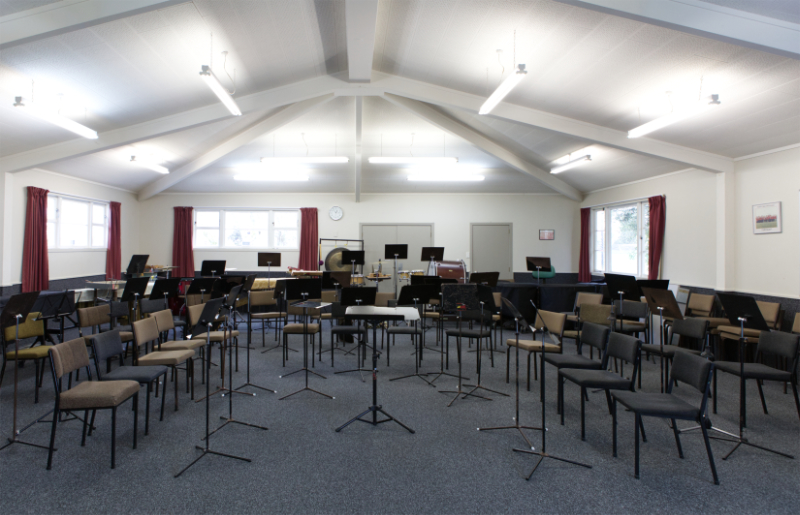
[[398, 271, 411, 281], [351, 274, 366, 285], [324, 247, 353, 272], [432, 260, 467, 284]]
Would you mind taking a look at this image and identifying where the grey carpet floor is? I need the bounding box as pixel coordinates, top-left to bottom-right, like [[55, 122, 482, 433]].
[[1, 320, 799, 514]]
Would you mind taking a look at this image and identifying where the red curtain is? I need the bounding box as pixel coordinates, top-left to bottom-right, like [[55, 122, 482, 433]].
[[298, 207, 318, 270], [648, 195, 666, 280], [578, 207, 591, 283], [22, 186, 49, 292], [105, 201, 121, 280], [172, 207, 195, 278]]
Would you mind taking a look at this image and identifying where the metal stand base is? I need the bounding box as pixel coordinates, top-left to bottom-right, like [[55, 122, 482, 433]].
[[511, 448, 592, 480], [175, 446, 251, 477], [335, 405, 415, 433]]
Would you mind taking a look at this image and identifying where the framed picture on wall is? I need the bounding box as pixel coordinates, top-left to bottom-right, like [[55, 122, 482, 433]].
[[753, 202, 782, 234], [539, 229, 555, 240]]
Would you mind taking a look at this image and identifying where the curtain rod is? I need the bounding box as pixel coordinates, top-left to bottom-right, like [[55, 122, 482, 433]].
[[48, 190, 111, 205], [582, 195, 663, 210]]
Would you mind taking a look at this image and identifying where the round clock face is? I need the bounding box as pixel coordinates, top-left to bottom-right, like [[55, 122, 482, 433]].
[[329, 206, 343, 221]]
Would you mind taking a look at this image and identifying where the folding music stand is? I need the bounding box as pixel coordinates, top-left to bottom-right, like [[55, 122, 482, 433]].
[[0, 291, 44, 453], [257, 253, 281, 288], [421, 246, 444, 275], [149, 278, 181, 309], [462, 284, 508, 400], [385, 244, 408, 297], [237, 275, 276, 395], [637, 279, 669, 292], [34, 291, 72, 344], [126, 254, 149, 276], [526, 257, 551, 284], [389, 285, 435, 386], [201, 260, 227, 277], [186, 278, 218, 303], [342, 250, 365, 282], [120, 276, 149, 321], [212, 275, 245, 298], [334, 287, 377, 379], [438, 284, 484, 407], [641, 287, 684, 393], [469, 272, 500, 287], [604, 273, 641, 333]]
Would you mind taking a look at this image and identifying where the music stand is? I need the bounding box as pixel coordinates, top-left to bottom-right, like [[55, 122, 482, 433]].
[[186, 278, 218, 303], [126, 254, 149, 276], [149, 278, 181, 310], [469, 272, 500, 287], [342, 250, 365, 283], [462, 284, 508, 400], [258, 253, 281, 288], [389, 285, 436, 386], [120, 276, 149, 322], [421, 246, 444, 276], [0, 292, 45, 453], [712, 293, 791, 461], [238, 275, 276, 395], [34, 291, 71, 344], [385, 244, 409, 297], [604, 273, 641, 334], [438, 284, 484, 407], [637, 279, 669, 292], [641, 287, 683, 393], [334, 287, 377, 379], [526, 257, 551, 284], [279, 279, 332, 400], [201, 260, 227, 277], [511, 299, 592, 480]]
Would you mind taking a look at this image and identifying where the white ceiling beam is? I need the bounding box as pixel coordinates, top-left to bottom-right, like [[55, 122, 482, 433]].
[[384, 93, 583, 201], [552, 0, 800, 59], [0, 0, 189, 50], [137, 94, 335, 200], [354, 97, 363, 202], [344, 0, 379, 83], [374, 73, 734, 174]]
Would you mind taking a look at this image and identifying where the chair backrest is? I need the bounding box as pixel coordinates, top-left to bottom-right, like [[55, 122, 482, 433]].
[[687, 293, 714, 317], [186, 294, 203, 307], [575, 292, 602, 311], [793, 313, 800, 335], [669, 317, 709, 343], [492, 292, 502, 312], [187, 303, 204, 327], [139, 298, 164, 315], [77, 303, 110, 329], [757, 331, 800, 364], [534, 310, 566, 338], [580, 304, 612, 326], [90, 330, 125, 374], [375, 292, 395, 307], [757, 300, 781, 329], [321, 290, 337, 303], [669, 351, 713, 396], [249, 289, 276, 308], [132, 316, 159, 347], [618, 300, 648, 319], [109, 301, 129, 319], [49, 337, 90, 380], [579, 321, 609, 354], [153, 309, 175, 333], [603, 332, 640, 368], [3, 312, 44, 341]]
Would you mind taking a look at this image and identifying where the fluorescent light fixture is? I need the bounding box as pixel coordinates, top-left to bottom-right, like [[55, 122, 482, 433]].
[[407, 171, 484, 182], [130, 156, 169, 174], [13, 96, 98, 139], [260, 157, 349, 164], [199, 65, 241, 116], [550, 155, 591, 174], [628, 94, 720, 138], [479, 64, 527, 115], [369, 157, 458, 165], [234, 172, 309, 182]]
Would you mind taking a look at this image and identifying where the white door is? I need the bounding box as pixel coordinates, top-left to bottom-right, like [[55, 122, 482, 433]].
[[361, 224, 433, 295], [471, 224, 513, 280]]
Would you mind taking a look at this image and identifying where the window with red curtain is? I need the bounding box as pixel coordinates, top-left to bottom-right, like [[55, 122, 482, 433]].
[[648, 195, 666, 280], [105, 201, 121, 280], [578, 207, 591, 283], [173, 207, 195, 278], [297, 207, 318, 270], [22, 186, 50, 292]]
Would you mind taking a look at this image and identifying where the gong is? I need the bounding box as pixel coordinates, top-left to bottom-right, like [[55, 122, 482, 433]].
[[324, 247, 353, 272]]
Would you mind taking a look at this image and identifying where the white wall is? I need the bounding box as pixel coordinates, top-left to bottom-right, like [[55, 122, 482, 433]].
[[581, 169, 719, 289], [2, 169, 140, 286], [138, 193, 581, 275], [734, 147, 800, 298]]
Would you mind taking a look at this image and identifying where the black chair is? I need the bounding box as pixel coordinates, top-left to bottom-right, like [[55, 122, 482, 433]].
[[640, 317, 709, 388], [558, 332, 641, 441], [91, 329, 168, 436], [612, 351, 719, 484], [384, 305, 423, 367], [446, 308, 493, 370], [613, 300, 649, 344], [329, 303, 368, 366], [545, 321, 609, 371], [713, 330, 800, 422]]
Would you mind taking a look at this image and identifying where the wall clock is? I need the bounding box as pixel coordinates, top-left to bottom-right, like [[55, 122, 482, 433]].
[[329, 206, 343, 221]]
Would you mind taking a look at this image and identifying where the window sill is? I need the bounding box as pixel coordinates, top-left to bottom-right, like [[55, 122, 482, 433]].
[[49, 248, 107, 253], [193, 247, 300, 252]]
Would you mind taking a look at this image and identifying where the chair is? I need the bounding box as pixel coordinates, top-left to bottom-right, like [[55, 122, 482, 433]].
[[329, 303, 368, 366], [717, 300, 782, 359], [318, 290, 338, 328], [0, 312, 51, 403], [558, 332, 641, 441], [249, 289, 287, 345], [132, 317, 195, 409], [491, 292, 504, 345], [566, 292, 603, 324], [544, 321, 608, 376], [152, 309, 209, 380], [685, 293, 729, 329], [447, 307, 493, 371], [563, 304, 613, 359], [611, 351, 718, 484], [46, 338, 140, 470], [77, 304, 134, 346], [793, 313, 800, 335], [186, 303, 241, 344], [640, 317, 709, 389], [506, 310, 566, 391], [90, 330, 167, 435], [613, 300, 649, 344], [282, 311, 320, 368], [712, 330, 800, 422]]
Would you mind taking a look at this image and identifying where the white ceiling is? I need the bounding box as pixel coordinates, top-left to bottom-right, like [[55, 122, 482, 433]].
[[0, 0, 797, 198]]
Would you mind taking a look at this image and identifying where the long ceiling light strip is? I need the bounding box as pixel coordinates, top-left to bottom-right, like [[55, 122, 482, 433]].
[[199, 65, 241, 116], [407, 172, 484, 182], [551, 154, 591, 174], [369, 157, 458, 164], [260, 157, 349, 164], [13, 96, 98, 139], [130, 156, 169, 174], [234, 172, 309, 182], [479, 64, 527, 115], [628, 94, 721, 138]]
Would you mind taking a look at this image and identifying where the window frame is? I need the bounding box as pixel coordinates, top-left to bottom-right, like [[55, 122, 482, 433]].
[[47, 193, 109, 252], [193, 207, 300, 251], [591, 200, 650, 278]]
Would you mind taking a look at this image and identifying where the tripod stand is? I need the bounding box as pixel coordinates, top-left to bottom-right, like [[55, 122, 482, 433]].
[[463, 299, 508, 401], [439, 285, 484, 407], [235, 287, 276, 394], [175, 323, 251, 477], [390, 290, 434, 387], [512, 301, 592, 480]]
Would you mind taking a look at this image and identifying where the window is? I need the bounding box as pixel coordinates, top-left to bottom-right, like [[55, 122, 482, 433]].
[[592, 201, 650, 277], [194, 209, 300, 250], [47, 194, 108, 250]]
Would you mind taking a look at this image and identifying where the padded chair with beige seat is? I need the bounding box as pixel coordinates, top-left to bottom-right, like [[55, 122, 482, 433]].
[[506, 310, 566, 392], [793, 312, 800, 335], [186, 303, 241, 346], [566, 292, 603, 324], [282, 314, 321, 368], [249, 289, 287, 345], [0, 312, 51, 404], [77, 304, 134, 348], [685, 293, 730, 329], [717, 300, 782, 359], [46, 337, 139, 470], [317, 290, 338, 328], [151, 309, 209, 383], [612, 300, 650, 344], [132, 317, 195, 409]]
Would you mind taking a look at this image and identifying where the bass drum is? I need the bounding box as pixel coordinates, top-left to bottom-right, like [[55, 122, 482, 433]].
[[324, 247, 353, 272]]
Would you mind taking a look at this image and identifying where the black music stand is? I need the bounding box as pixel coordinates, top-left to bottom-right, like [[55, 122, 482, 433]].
[[421, 246, 444, 276], [238, 275, 276, 395], [260, 279, 293, 355], [126, 254, 149, 276], [641, 287, 684, 393], [335, 287, 377, 379], [201, 260, 227, 277], [34, 291, 71, 345], [150, 278, 181, 309], [335, 300, 414, 434], [258, 253, 281, 288], [478, 298, 542, 449], [511, 300, 593, 480], [713, 293, 792, 461], [637, 279, 669, 292], [190, 297, 239, 403], [463, 285, 508, 400], [279, 279, 332, 400], [389, 285, 435, 386], [186, 278, 218, 303], [385, 244, 408, 297], [342, 250, 365, 284], [120, 276, 149, 322], [438, 284, 485, 407], [0, 292, 46, 453], [604, 273, 641, 334], [469, 272, 500, 287], [175, 309, 250, 477], [526, 257, 551, 284]]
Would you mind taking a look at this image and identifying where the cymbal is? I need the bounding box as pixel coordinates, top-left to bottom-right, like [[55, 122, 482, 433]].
[[324, 247, 353, 272]]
